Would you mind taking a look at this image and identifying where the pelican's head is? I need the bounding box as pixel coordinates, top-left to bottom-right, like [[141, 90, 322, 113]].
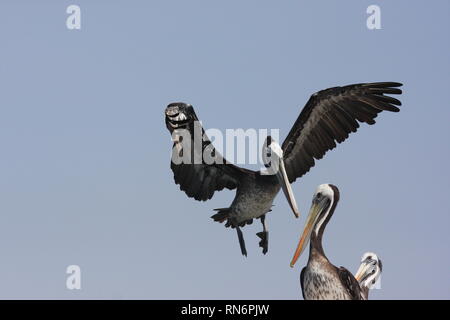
[[262, 136, 300, 218], [355, 252, 383, 289], [262, 136, 282, 171], [290, 184, 339, 267]]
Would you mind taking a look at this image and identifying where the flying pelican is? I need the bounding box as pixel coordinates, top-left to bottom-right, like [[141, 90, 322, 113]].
[[165, 82, 402, 256], [290, 184, 363, 300], [354, 252, 383, 300]]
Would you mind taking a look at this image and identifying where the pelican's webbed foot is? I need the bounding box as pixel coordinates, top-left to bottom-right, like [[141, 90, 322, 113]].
[[256, 215, 269, 254]]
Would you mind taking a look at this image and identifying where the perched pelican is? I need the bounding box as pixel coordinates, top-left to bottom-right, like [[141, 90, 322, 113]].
[[165, 82, 403, 256], [290, 184, 362, 300], [354, 252, 383, 300]]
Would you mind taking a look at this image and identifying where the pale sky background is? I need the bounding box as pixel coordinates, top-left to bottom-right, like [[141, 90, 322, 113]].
[[0, 1, 449, 299]]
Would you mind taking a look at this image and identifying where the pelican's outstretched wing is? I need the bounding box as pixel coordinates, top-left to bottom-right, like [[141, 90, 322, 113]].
[[165, 103, 255, 201], [281, 82, 403, 182]]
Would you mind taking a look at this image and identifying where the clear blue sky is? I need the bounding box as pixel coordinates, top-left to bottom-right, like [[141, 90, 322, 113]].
[[0, 0, 448, 299]]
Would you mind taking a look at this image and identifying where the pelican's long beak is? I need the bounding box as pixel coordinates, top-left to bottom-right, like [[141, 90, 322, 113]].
[[276, 159, 300, 218], [290, 200, 324, 267], [354, 261, 372, 282]]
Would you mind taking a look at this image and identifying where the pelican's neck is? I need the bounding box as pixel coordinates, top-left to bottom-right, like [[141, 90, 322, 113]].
[[308, 187, 340, 261], [309, 229, 327, 259]]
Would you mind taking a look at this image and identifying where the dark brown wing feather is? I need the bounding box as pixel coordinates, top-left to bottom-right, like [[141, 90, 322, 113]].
[[281, 82, 403, 182], [337, 266, 362, 300], [165, 103, 254, 201], [300, 267, 306, 299]]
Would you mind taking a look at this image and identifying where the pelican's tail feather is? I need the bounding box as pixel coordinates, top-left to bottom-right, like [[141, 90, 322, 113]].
[[211, 208, 230, 223]]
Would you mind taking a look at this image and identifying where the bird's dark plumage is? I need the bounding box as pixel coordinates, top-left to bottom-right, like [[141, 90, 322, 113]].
[[337, 267, 362, 300], [165, 103, 255, 201], [282, 82, 402, 182]]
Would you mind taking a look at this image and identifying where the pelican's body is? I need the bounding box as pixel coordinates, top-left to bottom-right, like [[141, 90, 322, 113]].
[[216, 173, 280, 225], [301, 251, 358, 300], [211, 173, 281, 254], [291, 184, 362, 300], [165, 82, 403, 255]]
